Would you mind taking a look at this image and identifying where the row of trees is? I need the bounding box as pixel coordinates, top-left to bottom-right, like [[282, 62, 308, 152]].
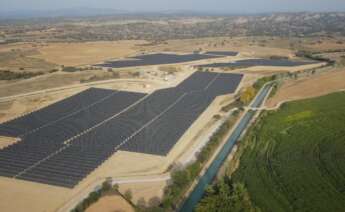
[[72, 180, 117, 212], [196, 176, 261, 212]]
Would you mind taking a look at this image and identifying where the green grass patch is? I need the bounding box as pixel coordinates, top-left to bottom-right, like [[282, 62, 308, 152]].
[[284, 110, 314, 122], [232, 92, 345, 212]]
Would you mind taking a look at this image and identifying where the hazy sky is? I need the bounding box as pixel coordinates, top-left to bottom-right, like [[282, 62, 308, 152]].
[[1, 0, 345, 13]]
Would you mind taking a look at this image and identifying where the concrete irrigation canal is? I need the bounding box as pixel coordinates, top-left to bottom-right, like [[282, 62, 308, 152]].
[[179, 83, 273, 212]]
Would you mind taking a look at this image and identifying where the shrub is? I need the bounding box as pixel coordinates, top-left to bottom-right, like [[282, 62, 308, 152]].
[[49, 69, 59, 73], [62, 66, 79, 72], [124, 189, 133, 201]]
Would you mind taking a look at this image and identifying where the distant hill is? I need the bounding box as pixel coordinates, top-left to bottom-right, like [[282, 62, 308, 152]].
[[1, 12, 345, 42], [0, 8, 128, 19]]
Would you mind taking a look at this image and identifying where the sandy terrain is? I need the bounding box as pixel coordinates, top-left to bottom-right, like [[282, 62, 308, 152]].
[[266, 69, 345, 107], [86, 195, 134, 212], [31, 41, 145, 66]]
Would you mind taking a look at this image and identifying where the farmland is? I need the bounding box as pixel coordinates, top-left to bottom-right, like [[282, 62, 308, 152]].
[[232, 92, 345, 212]]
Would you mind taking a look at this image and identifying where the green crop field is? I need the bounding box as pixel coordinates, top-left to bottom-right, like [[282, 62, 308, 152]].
[[233, 92, 345, 212]]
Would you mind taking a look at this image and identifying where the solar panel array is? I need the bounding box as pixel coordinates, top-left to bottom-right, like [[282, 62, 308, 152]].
[[0, 88, 146, 187], [0, 72, 243, 188], [98, 53, 226, 68], [199, 58, 317, 68]]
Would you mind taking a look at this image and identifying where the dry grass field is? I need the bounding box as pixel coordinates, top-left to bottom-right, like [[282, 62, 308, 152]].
[[138, 37, 295, 58], [266, 68, 345, 107], [31, 40, 146, 66], [86, 195, 134, 212], [0, 71, 93, 97]]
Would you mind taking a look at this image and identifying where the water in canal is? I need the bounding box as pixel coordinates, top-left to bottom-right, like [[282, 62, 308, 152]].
[[179, 84, 271, 212]]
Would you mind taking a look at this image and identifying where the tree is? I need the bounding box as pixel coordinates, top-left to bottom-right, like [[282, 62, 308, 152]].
[[101, 180, 112, 192], [196, 176, 261, 212], [240, 86, 256, 105]]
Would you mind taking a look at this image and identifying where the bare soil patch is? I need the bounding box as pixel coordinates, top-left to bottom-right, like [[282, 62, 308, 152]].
[[32, 41, 145, 66], [266, 69, 345, 107], [86, 195, 134, 212], [0, 136, 18, 149]]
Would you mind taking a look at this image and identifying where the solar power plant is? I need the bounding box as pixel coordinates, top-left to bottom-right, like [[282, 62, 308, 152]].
[[98, 53, 229, 68], [0, 72, 243, 188], [199, 58, 317, 68]]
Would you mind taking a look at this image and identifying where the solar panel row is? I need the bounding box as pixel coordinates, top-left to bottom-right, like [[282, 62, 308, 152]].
[[0, 89, 146, 187], [0, 71, 243, 188]]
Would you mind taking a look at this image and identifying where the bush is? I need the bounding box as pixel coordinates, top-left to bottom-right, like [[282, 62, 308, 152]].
[[124, 189, 133, 201], [49, 69, 59, 73], [62, 66, 79, 72], [240, 86, 256, 105]]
